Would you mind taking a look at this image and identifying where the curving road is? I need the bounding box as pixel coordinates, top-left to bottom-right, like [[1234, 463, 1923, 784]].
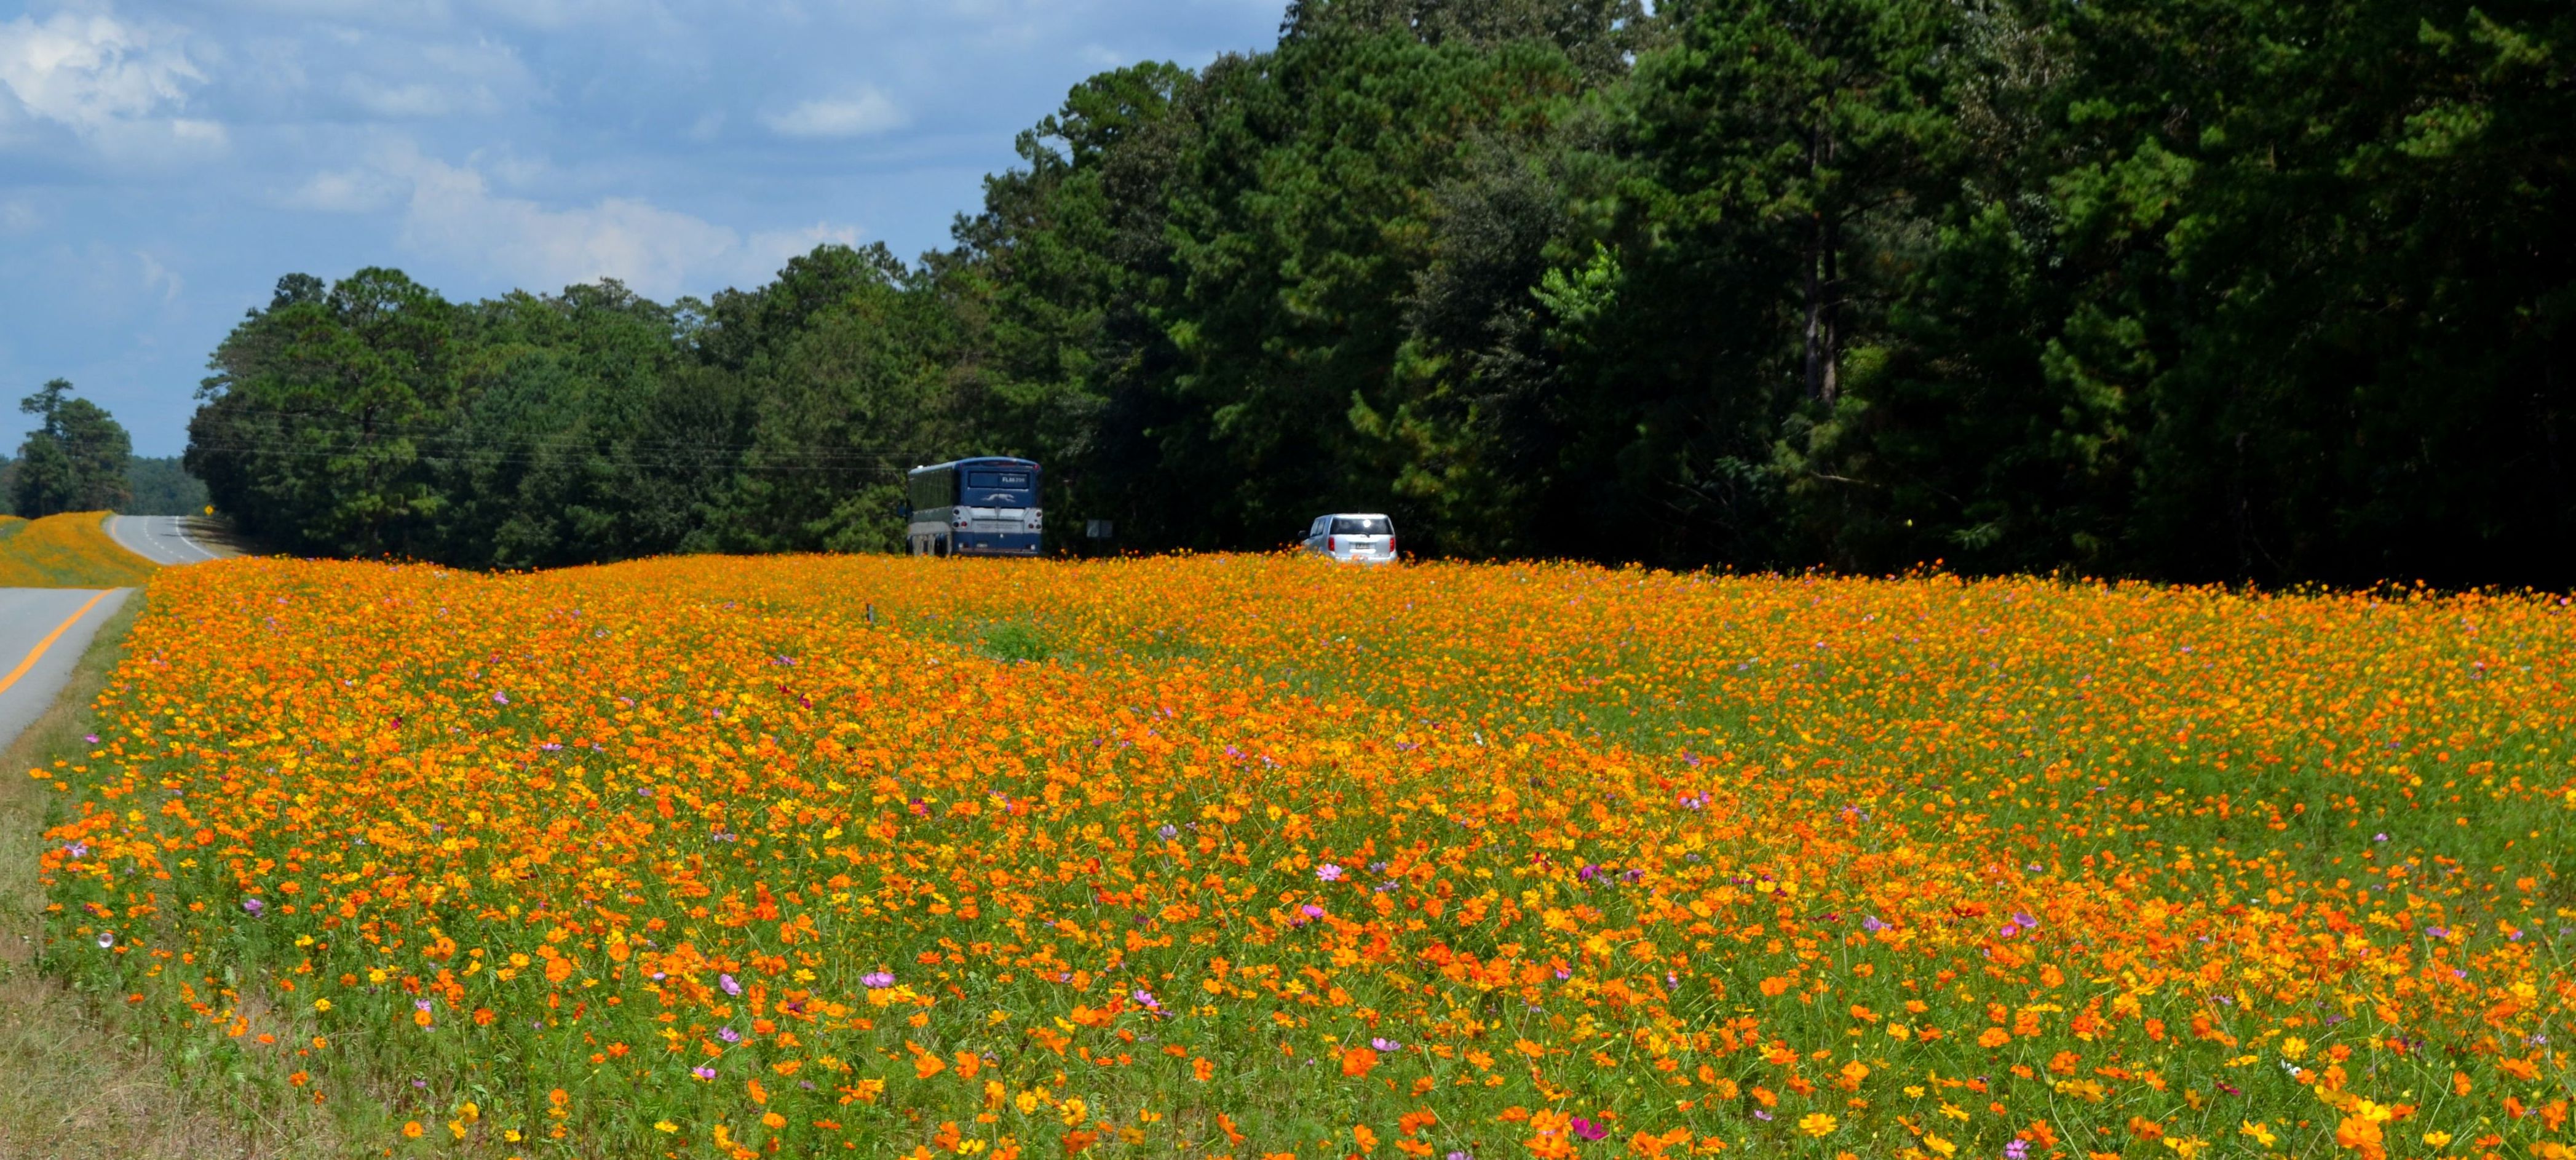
[[0, 588, 130, 753], [105, 514, 223, 566], [1, 517, 227, 754]]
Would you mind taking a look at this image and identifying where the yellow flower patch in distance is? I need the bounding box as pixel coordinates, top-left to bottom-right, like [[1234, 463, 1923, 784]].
[[0, 510, 157, 587]]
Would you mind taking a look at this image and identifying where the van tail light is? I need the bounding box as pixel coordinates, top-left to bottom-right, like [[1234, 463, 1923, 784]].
[[1388, 536, 1397, 555], [1330, 536, 1340, 554]]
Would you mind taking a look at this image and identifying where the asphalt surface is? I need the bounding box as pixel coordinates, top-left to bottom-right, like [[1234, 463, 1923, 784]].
[[0, 587, 130, 754], [0, 516, 221, 754], [105, 514, 223, 566]]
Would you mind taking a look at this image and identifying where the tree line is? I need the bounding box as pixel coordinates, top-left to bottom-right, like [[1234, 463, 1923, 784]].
[[186, 0, 2574, 584], [2, 380, 211, 518]]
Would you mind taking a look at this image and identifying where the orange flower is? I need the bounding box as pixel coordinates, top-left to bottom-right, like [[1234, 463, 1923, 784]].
[[46, 551, 2566, 1156]]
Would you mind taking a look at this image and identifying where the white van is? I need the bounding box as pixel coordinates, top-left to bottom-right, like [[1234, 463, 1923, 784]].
[[1302, 513, 1397, 563]]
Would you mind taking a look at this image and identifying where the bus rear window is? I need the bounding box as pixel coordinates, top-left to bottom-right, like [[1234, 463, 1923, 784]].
[[967, 471, 1032, 490]]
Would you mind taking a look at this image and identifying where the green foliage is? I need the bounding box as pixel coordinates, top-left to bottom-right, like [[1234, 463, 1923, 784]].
[[979, 620, 1055, 664], [13, 379, 133, 518], [188, 258, 961, 568], [124, 456, 210, 515], [183, 0, 2576, 584]]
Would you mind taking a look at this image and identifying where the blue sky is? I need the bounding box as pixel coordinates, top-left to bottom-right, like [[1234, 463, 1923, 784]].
[[0, 0, 1283, 456]]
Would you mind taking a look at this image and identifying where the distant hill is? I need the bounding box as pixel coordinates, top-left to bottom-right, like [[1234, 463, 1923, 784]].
[[0, 454, 207, 518]]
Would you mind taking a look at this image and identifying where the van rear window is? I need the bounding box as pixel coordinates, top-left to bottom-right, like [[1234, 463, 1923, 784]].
[[967, 471, 1032, 489], [1332, 517, 1391, 535]]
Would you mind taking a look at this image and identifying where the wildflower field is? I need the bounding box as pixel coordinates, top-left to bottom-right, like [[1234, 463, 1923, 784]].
[[0, 510, 160, 587], [30, 555, 2576, 1160]]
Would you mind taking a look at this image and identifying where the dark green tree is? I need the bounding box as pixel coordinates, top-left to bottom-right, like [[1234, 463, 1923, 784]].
[[124, 457, 210, 516], [14, 379, 133, 516]]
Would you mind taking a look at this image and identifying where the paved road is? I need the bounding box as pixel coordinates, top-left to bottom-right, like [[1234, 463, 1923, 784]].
[[0, 587, 130, 754], [105, 514, 223, 566], [0, 517, 225, 753]]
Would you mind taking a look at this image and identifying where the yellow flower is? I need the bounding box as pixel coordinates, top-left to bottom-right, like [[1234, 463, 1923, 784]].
[[2421, 1131, 2452, 1149], [653, 1121, 678, 1134], [2240, 1121, 2278, 1149], [1060, 1097, 1088, 1127], [1015, 1090, 1042, 1114], [311, 998, 330, 1012], [1799, 1113, 1839, 1138], [1922, 1133, 1958, 1157], [2280, 1038, 2307, 1060]]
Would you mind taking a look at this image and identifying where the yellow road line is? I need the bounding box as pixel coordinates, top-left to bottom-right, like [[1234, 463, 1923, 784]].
[[0, 590, 113, 698]]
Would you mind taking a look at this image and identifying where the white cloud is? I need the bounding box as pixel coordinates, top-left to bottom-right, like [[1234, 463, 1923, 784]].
[[461, 0, 668, 32], [285, 162, 406, 212], [216, 0, 454, 23], [763, 87, 904, 138], [308, 145, 865, 297], [342, 77, 469, 117], [137, 249, 182, 301], [747, 221, 863, 268], [333, 34, 529, 118], [0, 7, 219, 148]]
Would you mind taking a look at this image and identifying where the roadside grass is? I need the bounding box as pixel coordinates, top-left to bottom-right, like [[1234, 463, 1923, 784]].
[[0, 592, 353, 1160], [0, 512, 161, 587]]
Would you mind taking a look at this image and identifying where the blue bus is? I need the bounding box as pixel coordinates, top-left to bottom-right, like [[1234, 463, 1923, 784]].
[[905, 457, 1042, 557]]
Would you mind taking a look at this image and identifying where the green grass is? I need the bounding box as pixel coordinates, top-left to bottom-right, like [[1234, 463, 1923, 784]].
[[0, 594, 363, 1159]]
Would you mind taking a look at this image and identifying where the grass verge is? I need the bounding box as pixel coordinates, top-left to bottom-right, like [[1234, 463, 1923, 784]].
[[0, 592, 349, 1160]]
